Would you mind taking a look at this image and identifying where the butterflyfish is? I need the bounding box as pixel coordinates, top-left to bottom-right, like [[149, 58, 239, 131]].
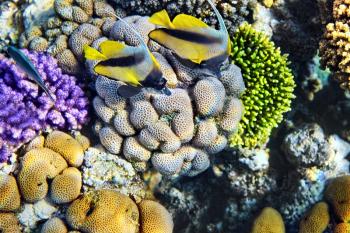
[[148, 0, 231, 77], [83, 16, 171, 98], [0, 40, 55, 102]]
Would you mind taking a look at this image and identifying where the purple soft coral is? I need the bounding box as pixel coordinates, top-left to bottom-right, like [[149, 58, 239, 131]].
[[0, 50, 89, 162]]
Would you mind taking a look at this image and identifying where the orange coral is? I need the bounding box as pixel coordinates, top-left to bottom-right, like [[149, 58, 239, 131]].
[[334, 223, 350, 233]]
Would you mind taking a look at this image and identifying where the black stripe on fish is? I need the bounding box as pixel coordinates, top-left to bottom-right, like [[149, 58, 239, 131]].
[[154, 28, 222, 44], [141, 67, 166, 90], [201, 52, 228, 67], [98, 52, 145, 67]]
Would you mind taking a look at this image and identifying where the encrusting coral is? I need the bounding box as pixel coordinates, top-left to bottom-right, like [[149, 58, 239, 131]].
[[0, 50, 89, 162], [41, 217, 68, 233], [230, 23, 295, 148], [0, 213, 21, 233], [91, 16, 245, 177], [319, 0, 350, 90], [250, 207, 285, 233]]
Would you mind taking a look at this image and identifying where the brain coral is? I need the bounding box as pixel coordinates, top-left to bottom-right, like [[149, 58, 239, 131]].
[[41, 217, 68, 233], [0, 174, 20, 211], [66, 189, 140, 233], [0, 50, 89, 162], [325, 175, 350, 222], [251, 207, 285, 233], [230, 23, 295, 148], [319, 0, 350, 90], [91, 16, 245, 177], [298, 202, 330, 233], [139, 200, 174, 233], [20, 0, 119, 74], [0, 213, 21, 233]]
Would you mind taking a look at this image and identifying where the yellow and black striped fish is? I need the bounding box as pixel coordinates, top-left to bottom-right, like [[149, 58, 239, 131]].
[[148, 0, 231, 76], [84, 19, 170, 98]]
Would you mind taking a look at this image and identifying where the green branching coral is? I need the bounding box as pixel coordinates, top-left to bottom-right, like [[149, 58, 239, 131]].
[[229, 23, 295, 148]]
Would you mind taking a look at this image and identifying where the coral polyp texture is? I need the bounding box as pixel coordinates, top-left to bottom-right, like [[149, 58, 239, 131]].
[[229, 23, 295, 148], [250, 207, 285, 233], [90, 16, 245, 177], [20, 0, 119, 74], [319, 0, 350, 90], [0, 50, 88, 162]]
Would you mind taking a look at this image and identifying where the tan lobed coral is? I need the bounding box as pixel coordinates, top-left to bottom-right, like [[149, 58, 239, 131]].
[[41, 217, 68, 233], [139, 200, 174, 233], [319, 0, 350, 90], [251, 207, 285, 233], [19, 0, 120, 74], [298, 202, 330, 233], [91, 16, 245, 177], [66, 189, 173, 233], [0, 174, 21, 211], [66, 189, 140, 233], [0, 213, 21, 233]]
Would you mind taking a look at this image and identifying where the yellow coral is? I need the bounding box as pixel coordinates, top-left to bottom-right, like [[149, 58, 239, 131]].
[[41, 218, 68, 233], [50, 167, 82, 204], [0, 174, 20, 211], [18, 148, 68, 202], [66, 189, 139, 233], [45, 131, 84, 167], [334, 223, 350, 233], [138, 200, 174, 233], [325, 175, 350, 222], [251, 207, 285, 233], [0, 213, 21, 233], [298, 202, 330, 233]]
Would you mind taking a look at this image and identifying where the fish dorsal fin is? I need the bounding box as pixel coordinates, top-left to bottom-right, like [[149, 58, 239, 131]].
[[173, 14, 209, 29], [83, 45, 107, 60], [117, 85, 142, 98], [206, 0, 228, 34], [100, 40, 126, 58], [149, 10, 175, 29]]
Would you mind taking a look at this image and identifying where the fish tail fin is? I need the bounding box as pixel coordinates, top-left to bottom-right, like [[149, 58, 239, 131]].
[[149, 10, 174, 29], [83, 45, 107, 61]]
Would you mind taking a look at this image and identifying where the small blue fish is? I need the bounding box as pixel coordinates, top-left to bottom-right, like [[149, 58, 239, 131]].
[[1, 42, 55, 102], [148, 0, 231, 77], [84, 16, 171, 98]]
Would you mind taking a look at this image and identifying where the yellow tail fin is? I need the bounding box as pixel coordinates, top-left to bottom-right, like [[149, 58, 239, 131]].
[[83, 45, 107, 61], [149, 10, 175, 29]]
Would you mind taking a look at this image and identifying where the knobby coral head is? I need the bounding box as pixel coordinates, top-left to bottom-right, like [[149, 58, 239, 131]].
[[0, 50, 89, 162]]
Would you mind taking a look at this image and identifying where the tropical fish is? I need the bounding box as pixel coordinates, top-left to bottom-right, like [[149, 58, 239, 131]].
[[84, 16, 171, 98], [148, 0, 231, 77], [1, 43, 55, 102]]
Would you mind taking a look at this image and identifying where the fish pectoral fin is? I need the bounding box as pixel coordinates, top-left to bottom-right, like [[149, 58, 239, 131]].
[[83, 45, 107, 61], [149, 10, 174, 29], [99, 40, 126, 58], [117, 85, 142, 98], [173, 14, 209, 29]]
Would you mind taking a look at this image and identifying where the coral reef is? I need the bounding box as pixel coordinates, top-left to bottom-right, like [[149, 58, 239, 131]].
[[0, 50, 88, 162], [319, 0, 350, 90], [111, 0, 252, 34], [90, 16, 245, 177], [230, 23, 295, 148], [0, 1, 21, 48], [19, 0, 119, 74]]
